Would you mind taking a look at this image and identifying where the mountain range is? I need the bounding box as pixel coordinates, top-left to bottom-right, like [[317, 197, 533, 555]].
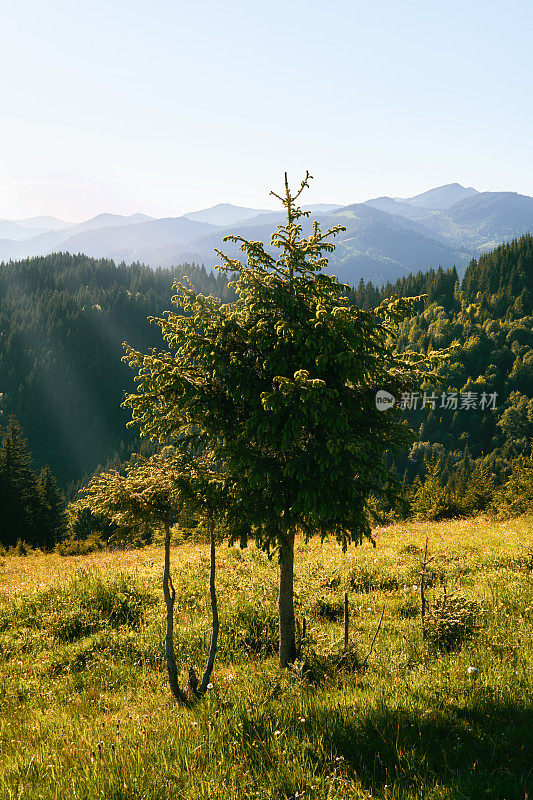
[[2, 184, 533, 284]]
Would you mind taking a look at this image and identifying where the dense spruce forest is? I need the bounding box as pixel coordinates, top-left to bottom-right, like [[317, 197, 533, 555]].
[[0, 238, 531, 548], [0, 254, 233, 491]]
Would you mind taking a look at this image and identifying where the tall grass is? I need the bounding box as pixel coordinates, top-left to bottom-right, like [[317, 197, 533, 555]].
[[0, 515, 531, 799]]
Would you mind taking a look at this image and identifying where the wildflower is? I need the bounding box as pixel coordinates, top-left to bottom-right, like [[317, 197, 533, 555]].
[[467, 666, 480, 679], [207, 683, 213, 690], [274, 730, 281, 737]]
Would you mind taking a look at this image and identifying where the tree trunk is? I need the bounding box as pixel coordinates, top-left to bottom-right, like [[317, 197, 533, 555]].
[[199, 516, 219, 693], [278, 528, 296, 667], [162, 519, 186, 702]]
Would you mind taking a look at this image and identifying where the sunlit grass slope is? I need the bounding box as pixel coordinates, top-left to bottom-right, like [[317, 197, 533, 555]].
[[0, 515, 532, 799]]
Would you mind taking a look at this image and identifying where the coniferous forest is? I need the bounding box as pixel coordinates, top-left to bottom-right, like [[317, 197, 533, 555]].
[[0, 237, 531, 550], [0, 255, 232, 487]]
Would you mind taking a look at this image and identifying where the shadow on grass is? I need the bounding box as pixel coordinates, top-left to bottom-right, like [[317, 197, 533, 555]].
[[325, 694, 533, 799]]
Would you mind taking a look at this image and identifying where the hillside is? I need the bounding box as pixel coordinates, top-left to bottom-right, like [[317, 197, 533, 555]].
[[351, 237, 532, 514], [145, 202, 467, 284], [0, 234, 531, 500], [0, 254, 233, 488], [0, 515, 531, 799], [366, 189, 533, 256], [2, 185, 533, 284]]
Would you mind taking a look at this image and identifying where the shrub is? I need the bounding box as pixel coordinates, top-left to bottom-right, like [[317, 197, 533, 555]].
[[493, 453, 533, 517], [56, 532, 106, 556], [6, 539, 31, 557], [66, 505, 116, 542], [423, 593, 481, 652]]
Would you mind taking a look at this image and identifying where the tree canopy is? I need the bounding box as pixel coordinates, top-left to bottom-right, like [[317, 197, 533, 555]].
[[123, 173, 442, 664]]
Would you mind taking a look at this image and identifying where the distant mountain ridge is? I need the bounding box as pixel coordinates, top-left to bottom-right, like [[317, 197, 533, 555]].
[[2, 184, 533, 285], [184, 203, 272, 226], [0, 215, 71, 241], [405, 183, 479, 209], [183, 203, 341, 226]]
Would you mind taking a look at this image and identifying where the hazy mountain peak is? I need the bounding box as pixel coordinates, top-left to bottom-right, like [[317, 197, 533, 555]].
[[184, 203, 274, 227], [363, 196, 415, 216], [301, 203, 341, 215], [0, 215, 72, 242], [15, 216, 71, 230], [82, 212, 152, 227], [405, 183, 479, 210]]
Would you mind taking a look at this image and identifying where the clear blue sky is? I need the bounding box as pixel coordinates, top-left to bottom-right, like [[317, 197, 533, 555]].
[[1, 0, 532, 220]]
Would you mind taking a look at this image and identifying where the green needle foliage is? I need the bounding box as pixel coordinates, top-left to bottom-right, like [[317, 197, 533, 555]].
[[123, 172, 443, 666], [0, 416, 66, 550]]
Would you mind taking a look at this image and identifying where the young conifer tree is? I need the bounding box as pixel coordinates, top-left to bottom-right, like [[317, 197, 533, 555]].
[[37, 465, 67, 547], [124, 173, 439, 666], [0, 416, 41, 549]]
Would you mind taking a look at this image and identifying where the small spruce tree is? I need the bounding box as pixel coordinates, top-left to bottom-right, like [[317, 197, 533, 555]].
[[36, 465, 67, 548], [0, 416, 41, 548], [123, 173, 441, 666]]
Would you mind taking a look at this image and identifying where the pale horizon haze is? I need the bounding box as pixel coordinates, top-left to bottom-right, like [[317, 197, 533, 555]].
[[1, 0, 532, 221]]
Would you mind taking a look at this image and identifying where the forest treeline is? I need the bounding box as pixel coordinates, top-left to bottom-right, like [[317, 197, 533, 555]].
[[0, 254, 233, 491], [355, 238, 532, 521], [0, 238, 531, 548]]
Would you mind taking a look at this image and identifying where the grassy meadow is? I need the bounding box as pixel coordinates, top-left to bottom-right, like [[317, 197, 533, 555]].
[[0, 515, 532, 800]]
